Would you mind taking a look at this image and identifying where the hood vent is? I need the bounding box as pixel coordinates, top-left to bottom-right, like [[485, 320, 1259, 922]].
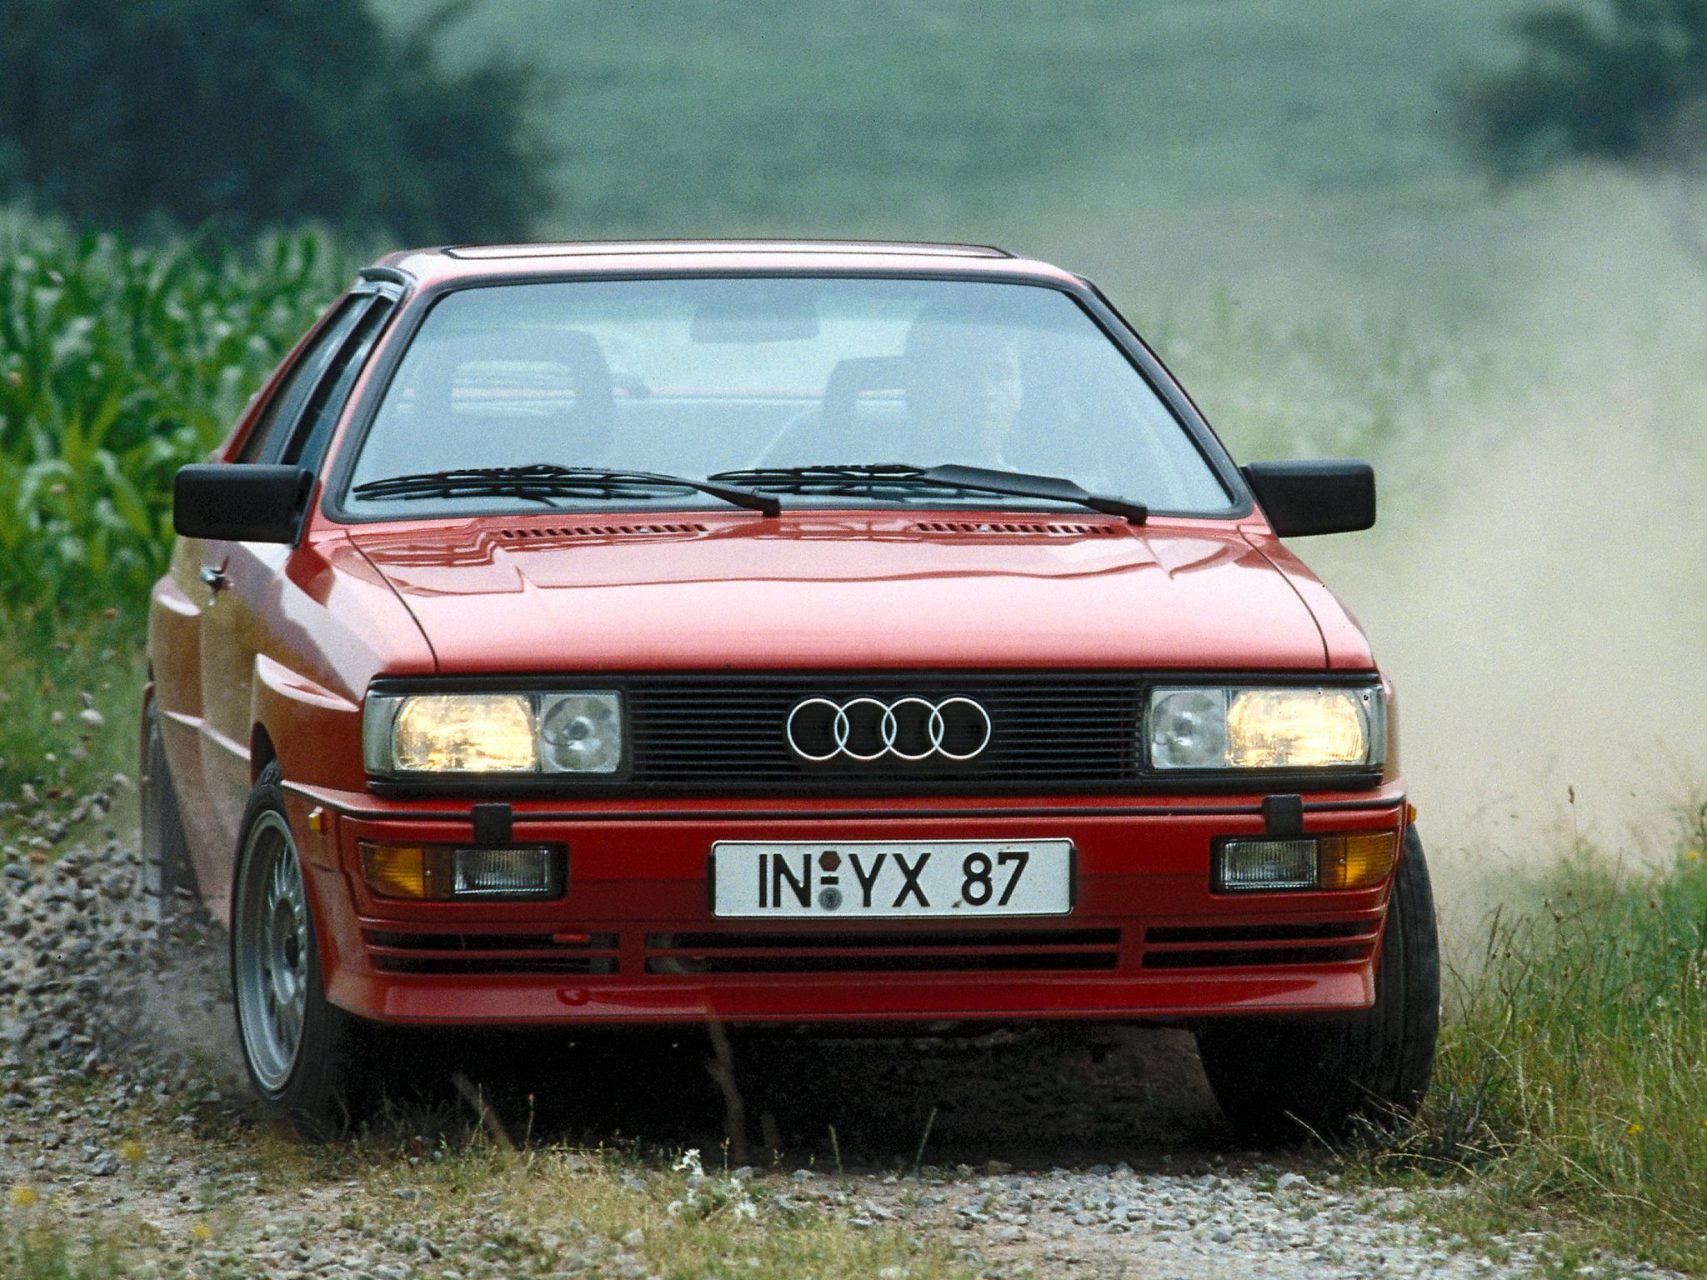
[[908, 519, 1122, 537], [496, 522, 710, 541]]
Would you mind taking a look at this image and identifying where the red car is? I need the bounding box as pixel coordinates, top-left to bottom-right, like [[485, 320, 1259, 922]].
[[144, 241, 1437, 1137]]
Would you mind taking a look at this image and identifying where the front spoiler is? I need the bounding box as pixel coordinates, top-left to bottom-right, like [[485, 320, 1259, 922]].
[[328, 966, 1374, 1027], [283, 782, 1406, 1028]]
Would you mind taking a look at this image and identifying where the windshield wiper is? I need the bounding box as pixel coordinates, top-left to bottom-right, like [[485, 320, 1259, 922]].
[[916, 464, 1146, 523], [349, 465, 780, 517], [705, 463, 931, 498], [710, 462, 1146, 524]]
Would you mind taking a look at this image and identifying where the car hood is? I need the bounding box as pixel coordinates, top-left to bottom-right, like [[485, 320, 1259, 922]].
[[346, 513, 1347, 673]]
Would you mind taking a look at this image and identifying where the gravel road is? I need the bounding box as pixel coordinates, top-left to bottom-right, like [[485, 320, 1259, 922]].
[[0, 819, 1683, 1279]]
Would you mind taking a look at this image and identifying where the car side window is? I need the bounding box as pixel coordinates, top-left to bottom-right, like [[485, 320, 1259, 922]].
[[235, 298, 369, 464], [281, 298, 395, 474]]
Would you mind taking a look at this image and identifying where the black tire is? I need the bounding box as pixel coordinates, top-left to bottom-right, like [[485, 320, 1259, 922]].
[[1196, 825, 1440, 1144], [230, 761, 370, 1136], [139, 699, 197, 920]]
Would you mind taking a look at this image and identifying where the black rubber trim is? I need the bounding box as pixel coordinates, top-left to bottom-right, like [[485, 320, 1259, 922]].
[[470, 802, 513, 844], [1262, 794, 1305, 838], [440, 239, 1015, 260]]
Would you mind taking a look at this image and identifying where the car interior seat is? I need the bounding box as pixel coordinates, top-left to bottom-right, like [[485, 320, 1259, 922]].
[[394, 326, 617, 473]]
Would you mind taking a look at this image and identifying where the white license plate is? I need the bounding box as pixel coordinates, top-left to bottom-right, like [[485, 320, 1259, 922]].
[[710, 839, 1074, 919]]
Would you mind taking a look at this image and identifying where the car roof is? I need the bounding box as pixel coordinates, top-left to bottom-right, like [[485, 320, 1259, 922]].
[[367, 240, 1085, 290]]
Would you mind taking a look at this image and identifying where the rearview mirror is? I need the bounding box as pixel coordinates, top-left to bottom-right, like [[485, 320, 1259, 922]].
[[689, 281, 820, 343], [174, 465, 313, 544], [1242, 459, 1375, 537]]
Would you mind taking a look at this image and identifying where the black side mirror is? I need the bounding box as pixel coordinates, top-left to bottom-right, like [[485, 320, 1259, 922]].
[[174, 465, 313, 543], [1242, 459, 1375, 537]]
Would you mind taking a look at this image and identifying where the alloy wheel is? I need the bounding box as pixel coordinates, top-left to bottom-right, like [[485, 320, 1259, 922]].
[[234, 811, 310, 1095]]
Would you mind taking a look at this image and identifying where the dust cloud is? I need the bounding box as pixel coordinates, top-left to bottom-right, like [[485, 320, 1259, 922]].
[[1304, 174, 1707, 944]]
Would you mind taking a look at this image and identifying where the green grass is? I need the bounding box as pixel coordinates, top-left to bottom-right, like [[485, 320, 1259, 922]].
[[1381, 817, 1707, 1274], [0, 1226, 125, 1280], [331, 1141, 977, 1280], [0, 607, 142, 833]]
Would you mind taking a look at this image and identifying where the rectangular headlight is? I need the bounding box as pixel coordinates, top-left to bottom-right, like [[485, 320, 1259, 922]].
[[394, 693, 536, 772], [1148, 685, 1384, 770], [364, 691, 624, 776]]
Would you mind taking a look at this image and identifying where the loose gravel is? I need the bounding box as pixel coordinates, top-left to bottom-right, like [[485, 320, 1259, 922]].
[[0, 821, 1686, 1279]]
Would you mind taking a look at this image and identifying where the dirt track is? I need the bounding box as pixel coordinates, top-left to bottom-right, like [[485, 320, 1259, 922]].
[[0, 836, 1682, 1279]]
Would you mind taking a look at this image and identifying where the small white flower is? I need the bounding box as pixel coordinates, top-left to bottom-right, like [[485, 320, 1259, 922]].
[[673, 1148, 704, 1177]]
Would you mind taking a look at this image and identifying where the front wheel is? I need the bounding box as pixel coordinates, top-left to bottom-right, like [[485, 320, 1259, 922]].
[[230, 762, 368, 1135], [1196, 824, 1440, 1144]]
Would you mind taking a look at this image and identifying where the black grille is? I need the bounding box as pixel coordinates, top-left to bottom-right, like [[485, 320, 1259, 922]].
[[1141, 921, 1377, 971], [496, 522, 708, 540], [625, 675, 1141, 793], [364, 930, 620, 976], [644, 928, 1121, 975], [907, 520, 1122, 537]]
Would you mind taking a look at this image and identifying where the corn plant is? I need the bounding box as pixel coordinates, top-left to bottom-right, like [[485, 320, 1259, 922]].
[[0, 221, 349, 611]]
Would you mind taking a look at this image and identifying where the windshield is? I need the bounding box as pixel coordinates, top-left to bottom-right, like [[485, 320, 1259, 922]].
[[342, 277, 1232, 516]]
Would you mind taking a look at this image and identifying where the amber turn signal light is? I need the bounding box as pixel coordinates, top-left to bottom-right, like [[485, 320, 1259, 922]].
[[1317, 832, 1398, 890], [361, 843, 447, 899]]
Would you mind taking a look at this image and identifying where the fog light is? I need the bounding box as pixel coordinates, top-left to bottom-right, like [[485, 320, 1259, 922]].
[[360, 841, 563, 900], [1216, 838, 1318, 891], [1318, 832, 1397, 890], [451, 846, 561, 898]]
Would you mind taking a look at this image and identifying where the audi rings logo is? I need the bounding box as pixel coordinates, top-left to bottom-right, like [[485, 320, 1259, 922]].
[[785, 696, 993, 764]]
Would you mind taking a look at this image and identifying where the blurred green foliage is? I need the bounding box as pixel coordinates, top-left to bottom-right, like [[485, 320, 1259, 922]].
[[395, 0, 1527, 234], [0, 221, 347, 610], [0, 604, 140, 829], [0, 0, 551, 242], [1143, 294, 1498, 466], [1456, 0, 1707, 176]]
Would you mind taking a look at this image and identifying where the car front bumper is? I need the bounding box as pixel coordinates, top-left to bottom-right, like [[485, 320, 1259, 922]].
[[282, 784, 1408, 1028]]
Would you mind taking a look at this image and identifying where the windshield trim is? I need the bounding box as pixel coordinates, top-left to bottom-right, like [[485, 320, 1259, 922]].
[[318, 268, 1254, 527]]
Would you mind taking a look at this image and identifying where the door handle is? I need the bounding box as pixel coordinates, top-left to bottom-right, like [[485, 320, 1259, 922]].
[[199, 564, 230, 599]]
